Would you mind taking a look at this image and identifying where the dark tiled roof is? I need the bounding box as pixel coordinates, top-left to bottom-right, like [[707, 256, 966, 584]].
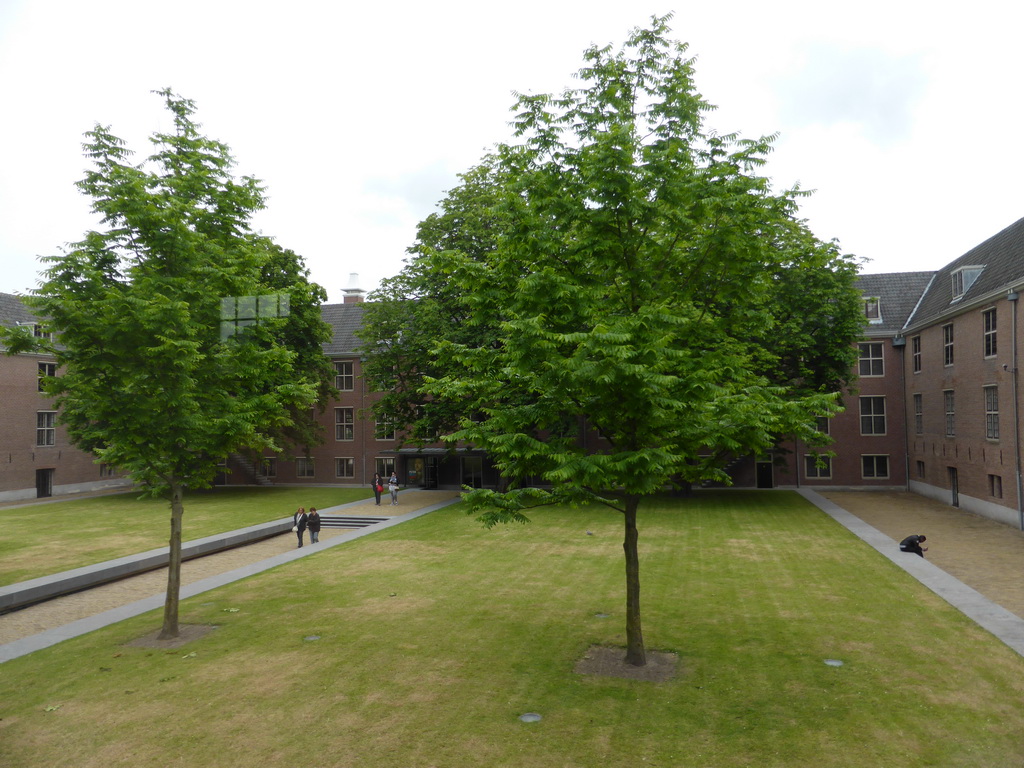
[[855, 271, 935, 337], [0, 292, 36, 329], [321, 302, 365, 356], [906, 216, 1024, 330]]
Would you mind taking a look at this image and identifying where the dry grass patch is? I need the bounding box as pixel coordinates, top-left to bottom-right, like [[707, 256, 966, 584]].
[[574, 645, 679, 682], [124, 624, 217, 649]]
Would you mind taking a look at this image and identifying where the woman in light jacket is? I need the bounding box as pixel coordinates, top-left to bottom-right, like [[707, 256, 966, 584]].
[[388, 473, 399, 506]]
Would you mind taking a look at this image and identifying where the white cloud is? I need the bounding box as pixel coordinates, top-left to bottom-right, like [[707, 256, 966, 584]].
[[2, 0, 1024, 299]]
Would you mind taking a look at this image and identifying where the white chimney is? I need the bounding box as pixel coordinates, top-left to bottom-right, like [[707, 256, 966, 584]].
[[342, 273, 366, 304]]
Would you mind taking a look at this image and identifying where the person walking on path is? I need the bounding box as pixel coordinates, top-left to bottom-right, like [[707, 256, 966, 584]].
[[293, 507, 309, 548], [388, 472, 400, 506], [900, 534, 928, 558], [372, 473, 383, 506], [307, 507, 321, 544]]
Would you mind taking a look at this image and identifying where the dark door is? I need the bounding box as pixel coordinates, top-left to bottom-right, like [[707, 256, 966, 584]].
[[756, 461, 774, 489], [425, 456, 438, 489], [35, 468, 53, 498], [948, 467, 959, 507]]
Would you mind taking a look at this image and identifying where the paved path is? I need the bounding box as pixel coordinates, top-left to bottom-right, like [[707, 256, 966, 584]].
[[0, 490, 460, 663], [800, 489, 1024, 658]]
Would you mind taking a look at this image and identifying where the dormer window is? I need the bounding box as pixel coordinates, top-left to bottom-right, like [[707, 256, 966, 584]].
[[951, 266, 984, 300], [863, 296, 882, 324], [15, 322, 51, 341]]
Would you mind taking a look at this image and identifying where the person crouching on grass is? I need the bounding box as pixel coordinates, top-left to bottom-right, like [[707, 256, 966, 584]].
[[899, 534, 928, 558]]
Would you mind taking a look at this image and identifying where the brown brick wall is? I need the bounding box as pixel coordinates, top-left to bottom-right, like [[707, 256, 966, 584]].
[[906, 296, 1020, 512], [778, 338, 908, 489], [0, 353, 122, 499]]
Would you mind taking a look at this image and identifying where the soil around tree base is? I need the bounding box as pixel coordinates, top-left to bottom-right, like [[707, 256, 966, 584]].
[[574, 645, 679, 682], [124, 624, 217, 649]]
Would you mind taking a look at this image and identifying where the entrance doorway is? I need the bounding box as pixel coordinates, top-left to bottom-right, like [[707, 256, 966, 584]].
[[948, 466, 959, 507], [35, 468, 53, 498], [462, 456, 483, 489], [756, 460, 774, 489]]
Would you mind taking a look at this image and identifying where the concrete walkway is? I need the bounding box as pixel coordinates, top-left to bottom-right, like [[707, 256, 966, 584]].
[[0, 490, 460, 663], [799, 489, 1024, 658]]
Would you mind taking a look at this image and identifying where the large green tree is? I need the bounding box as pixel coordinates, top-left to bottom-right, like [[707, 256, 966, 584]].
[[364, 18, 864, 666], [359, 156, 507, 444], [4, 90, 332, 639]]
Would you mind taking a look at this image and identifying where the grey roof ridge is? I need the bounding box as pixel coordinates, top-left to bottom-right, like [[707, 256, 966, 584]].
[[902, 271, 937, 332]]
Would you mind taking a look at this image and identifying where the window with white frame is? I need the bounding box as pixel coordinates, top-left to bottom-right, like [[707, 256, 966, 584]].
[[259, 457, 277, 478], [36, 411, 56, 446], [984, 385, 999, 440], [861, 455, 889, 479], [37, 361, 56, 392], [295, 457, 315, 478], [859, 396, 886, 435], [944, 390, 955, 437], [375, 457, 395, 477], [804, 454, 832, 479], [815, 416, 830, 435], [335, 457, 355, 478], [983, 308, 997, 357], [858, 342, 884, 376], [334, 360, 354, 391], [376, 418, 396, 441], [863, 297, 881, 323], [951, 266, 983, 300], [28, 323, 52, 341], [335, 407, 354, 441], [913, 393, 923, 435], [911, 335, 921, 373], [943, 324, 954, 366]]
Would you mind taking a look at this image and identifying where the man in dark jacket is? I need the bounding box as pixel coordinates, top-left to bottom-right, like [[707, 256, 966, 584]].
[[307, 507, 321, 544], [899, 534, 928, 558]]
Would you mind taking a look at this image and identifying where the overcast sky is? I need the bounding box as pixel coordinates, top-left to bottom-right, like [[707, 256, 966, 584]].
[[2, 1, 1022, 303]]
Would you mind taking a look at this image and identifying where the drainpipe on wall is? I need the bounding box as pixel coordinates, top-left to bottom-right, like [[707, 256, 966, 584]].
[[1008, 290, 1023, 530], [892, 335, 909, 491]]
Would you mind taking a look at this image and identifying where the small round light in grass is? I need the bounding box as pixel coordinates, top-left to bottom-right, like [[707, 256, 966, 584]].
[[519, 713, 542, 723], [594, 612, 610, 618], [824, 659, 844, 667], [304, 635, 321, 642]]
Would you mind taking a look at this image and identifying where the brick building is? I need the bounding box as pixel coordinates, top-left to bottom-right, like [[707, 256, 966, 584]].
[[0, 293, 129, 502], [6, 217, 1024, 528], [899, 220, 1024, 527]]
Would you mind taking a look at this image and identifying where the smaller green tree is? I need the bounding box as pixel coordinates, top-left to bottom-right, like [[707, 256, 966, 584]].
[[4, 90, 332, 639]]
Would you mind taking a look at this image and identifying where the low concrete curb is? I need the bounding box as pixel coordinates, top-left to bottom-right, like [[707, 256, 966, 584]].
[[0, 494, 461, 663], [0, 519, 294, 613], [799, 488, 1024, 658]]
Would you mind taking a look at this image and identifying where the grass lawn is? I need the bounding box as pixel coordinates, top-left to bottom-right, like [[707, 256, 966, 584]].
[[0, 487, 372, 585], [2, 490, 1023, 767]]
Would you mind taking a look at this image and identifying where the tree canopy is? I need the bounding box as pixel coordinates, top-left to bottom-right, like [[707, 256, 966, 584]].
[[4, 90, 334, 638], [361, 17, 865, 665]]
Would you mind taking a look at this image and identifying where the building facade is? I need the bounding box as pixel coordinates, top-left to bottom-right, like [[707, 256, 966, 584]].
[[5, 216, 1024, 528], [0, 293, 130, 502]]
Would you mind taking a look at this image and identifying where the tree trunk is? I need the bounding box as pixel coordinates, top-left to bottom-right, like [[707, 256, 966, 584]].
[[158, 481, 185, 640], [622, 495, 646, 666]]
